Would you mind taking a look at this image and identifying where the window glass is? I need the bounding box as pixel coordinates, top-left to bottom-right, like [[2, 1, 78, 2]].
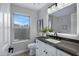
[[13, 14, 30, 41]]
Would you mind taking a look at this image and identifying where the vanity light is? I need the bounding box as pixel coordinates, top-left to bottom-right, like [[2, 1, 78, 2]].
[[48, 3, 58, 14]]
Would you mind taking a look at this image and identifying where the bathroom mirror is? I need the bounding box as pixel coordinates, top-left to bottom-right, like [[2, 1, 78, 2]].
[[48, 3, 77, 34]]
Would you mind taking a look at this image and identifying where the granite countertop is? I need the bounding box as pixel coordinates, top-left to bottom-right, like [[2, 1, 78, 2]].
[[36, 36, 79, 56]]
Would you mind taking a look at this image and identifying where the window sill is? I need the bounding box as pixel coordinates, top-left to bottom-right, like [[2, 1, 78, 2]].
[[12, 39, 30, 44]]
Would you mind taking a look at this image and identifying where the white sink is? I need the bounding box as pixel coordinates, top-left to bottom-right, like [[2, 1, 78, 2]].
[[45, 39, 61, 44]]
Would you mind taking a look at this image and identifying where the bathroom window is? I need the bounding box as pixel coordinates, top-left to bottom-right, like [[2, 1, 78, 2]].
[[13, 13, 30, 41]]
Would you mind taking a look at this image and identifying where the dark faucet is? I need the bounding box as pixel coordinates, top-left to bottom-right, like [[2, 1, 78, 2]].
[[54, 32, 57, 36]]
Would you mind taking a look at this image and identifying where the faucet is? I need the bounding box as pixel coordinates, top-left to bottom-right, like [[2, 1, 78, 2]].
[[54, 32, 57, 36]]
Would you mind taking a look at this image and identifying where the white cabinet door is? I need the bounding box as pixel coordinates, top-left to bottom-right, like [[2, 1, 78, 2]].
[[36, 39, 46, 56], [36, 39, 57, 56], [44, 44, 57, 56], [36, 45, 45, 56], [57, 49, 71, 56], [36, 48, 42, 56]]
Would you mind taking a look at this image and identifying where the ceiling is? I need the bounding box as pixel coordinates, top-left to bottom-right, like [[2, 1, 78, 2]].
[[13, 3, 48, 11]]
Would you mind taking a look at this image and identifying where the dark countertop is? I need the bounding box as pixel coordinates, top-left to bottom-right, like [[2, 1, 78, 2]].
[[36, 36, 79, 56]]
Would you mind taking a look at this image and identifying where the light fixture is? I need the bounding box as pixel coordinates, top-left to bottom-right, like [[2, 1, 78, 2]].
[[48, 3, 57, 8], [48, 3, 58, 14]]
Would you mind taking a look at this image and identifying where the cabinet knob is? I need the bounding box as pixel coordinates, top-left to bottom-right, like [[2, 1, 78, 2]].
[[45, 52, 48, 54], [43, 50, 45, 52], [43, 50, 48, 54]]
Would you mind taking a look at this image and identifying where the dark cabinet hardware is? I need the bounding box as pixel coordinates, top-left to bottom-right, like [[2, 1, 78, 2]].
[[45, 52, 48, 54], [43, 50, 45, 52]]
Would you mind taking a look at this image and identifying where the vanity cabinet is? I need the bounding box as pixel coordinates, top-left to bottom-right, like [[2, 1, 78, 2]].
[[36, 39, 71, 56], [36, 39, 56, 56], [57, 49, 71, 56]]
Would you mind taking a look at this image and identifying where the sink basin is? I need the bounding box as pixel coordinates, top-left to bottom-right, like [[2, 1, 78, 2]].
[[45, 39, 61, 44]]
